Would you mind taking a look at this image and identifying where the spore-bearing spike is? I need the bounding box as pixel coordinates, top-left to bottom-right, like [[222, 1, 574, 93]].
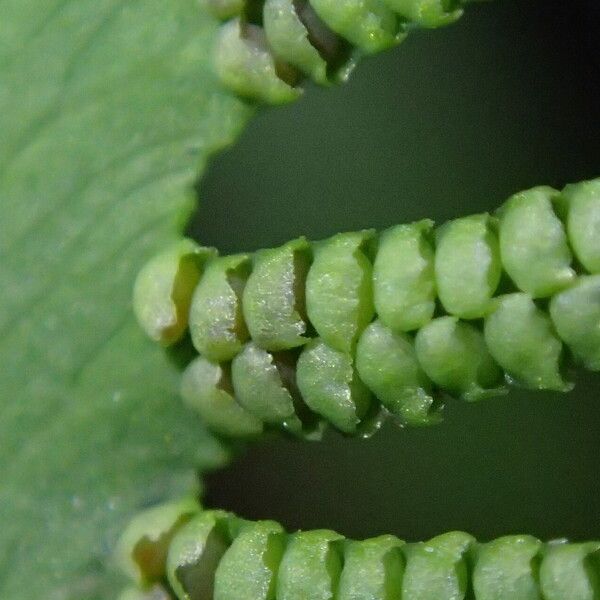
[[133, 178, 600, 439], [208, 0, 479, 103], [118, 502, 600, 600]]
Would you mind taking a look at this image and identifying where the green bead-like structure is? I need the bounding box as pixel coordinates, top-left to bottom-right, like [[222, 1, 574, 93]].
[[133, 178, 600, 439], [118, 502, 600, 600], [206, 0, 482, 103]]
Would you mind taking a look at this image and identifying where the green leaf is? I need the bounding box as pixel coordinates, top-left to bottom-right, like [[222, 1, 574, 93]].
[[0, 1, 253, 597]]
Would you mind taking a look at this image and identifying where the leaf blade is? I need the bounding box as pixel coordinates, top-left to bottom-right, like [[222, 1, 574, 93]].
[[0, 1, 252, 597]]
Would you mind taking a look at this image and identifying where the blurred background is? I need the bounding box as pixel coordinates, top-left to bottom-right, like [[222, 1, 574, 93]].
[[192, 0, 600, 542]]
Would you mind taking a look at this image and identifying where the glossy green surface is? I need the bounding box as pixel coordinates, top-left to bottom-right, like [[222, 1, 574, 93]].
[[306, 231, 375, 353], [232, 343, 300, 427], [263, 0, 329, 85], [402, 531, 474, 600], [435, 214, 501, 319], [373, 221, 436, 332], [383, 0, 464, 27], [189, 254, 251, 362], [243, 237, 311, 351], [338, 535, 405, 600], [356, 320, 440, 425], [499, 187, 575, 298], [415, 316, 505, 401], [167, 511, 233, 600], [550, 275, 600, 372], [117, 497, 200, 586], [473, 535, 543, 600], [133, 239, 216, 345], [214, 20, 301, 104], [540, 542, 600, 600], [309, 0, 402, 54], [181, 356, 263, 437], [214, 521, 286, 600], [296, 338, 372, 433], [484, 294, 571, 391], [562, 179, 600, 274], [277, 529, 344, 600]]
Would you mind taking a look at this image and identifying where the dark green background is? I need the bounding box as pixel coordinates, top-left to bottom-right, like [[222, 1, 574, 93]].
[[192, 0, 600, 542]]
